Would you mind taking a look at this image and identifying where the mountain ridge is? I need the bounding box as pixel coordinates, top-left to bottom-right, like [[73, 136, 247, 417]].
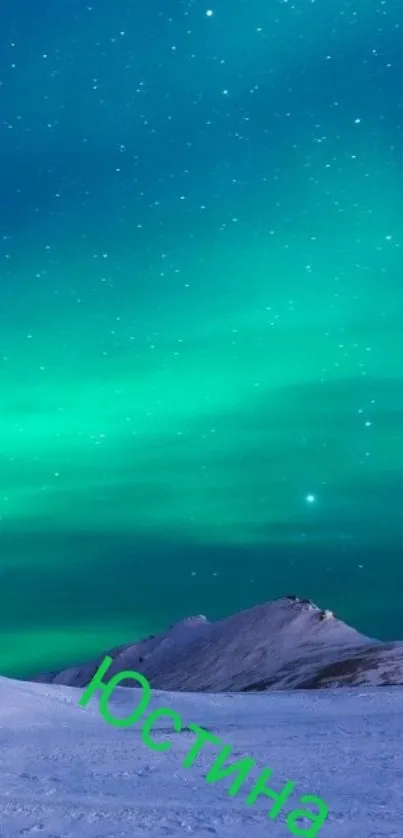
[[32, 595, 403, 691]]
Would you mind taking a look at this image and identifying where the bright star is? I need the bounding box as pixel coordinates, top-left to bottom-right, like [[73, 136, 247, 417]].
[[305, 494, 316, 504]]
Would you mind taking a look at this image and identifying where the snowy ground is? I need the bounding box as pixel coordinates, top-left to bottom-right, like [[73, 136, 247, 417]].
[[0, 676, 402, 838]]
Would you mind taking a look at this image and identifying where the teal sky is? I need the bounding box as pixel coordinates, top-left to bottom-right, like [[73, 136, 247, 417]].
[[1, 0, 402, 677]]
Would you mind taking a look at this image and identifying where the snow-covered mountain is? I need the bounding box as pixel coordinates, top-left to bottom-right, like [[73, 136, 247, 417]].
[[33, 595, 403, 691], [2, 598, 403, 836]]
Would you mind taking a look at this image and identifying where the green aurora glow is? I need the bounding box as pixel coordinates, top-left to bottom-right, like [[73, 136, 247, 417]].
[[1, 0, 402, 675]]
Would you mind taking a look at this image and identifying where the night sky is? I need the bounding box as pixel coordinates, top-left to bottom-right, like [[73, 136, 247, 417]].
[[1, 0, 402, 678]]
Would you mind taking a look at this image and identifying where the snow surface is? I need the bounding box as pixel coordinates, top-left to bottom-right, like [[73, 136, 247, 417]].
[[0, 674, 402, 838]]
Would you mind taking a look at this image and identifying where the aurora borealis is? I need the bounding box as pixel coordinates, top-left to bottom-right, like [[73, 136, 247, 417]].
[[1, 0, 402, 676]]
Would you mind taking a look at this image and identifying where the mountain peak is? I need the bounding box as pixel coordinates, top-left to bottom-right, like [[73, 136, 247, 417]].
[[32, 595, 403, 691]]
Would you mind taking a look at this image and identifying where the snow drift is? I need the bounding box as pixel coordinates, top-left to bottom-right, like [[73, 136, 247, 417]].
[[0, 673, 402, 837]]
